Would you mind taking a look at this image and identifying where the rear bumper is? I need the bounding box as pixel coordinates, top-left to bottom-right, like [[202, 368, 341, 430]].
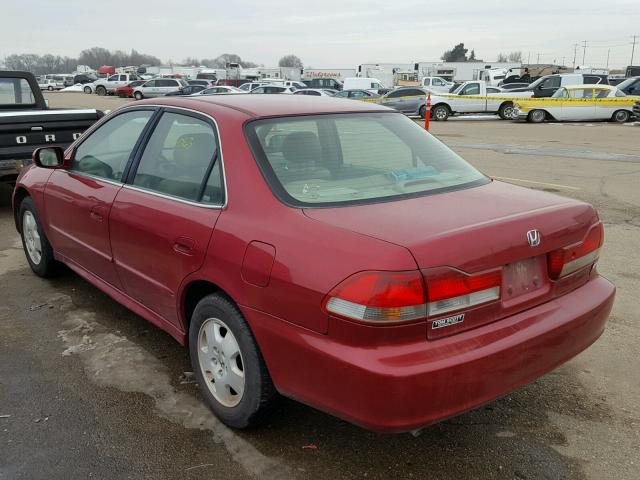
[[245, 275, 615, 432]]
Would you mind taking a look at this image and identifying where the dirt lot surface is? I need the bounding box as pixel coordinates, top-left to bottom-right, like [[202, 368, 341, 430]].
[[1, 92, 638, 480]]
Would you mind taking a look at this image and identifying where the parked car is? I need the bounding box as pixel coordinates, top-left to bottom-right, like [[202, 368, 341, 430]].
[[37, 78, 64, 91], [195, 86, 246, 95], [73, 73, 98, 85], [293, 88, 335, 96], [113, 80, 146, 98], [188, 80, 216, 87], [237, 82, 268, 92], [498, 82, 531, 90], [427, 81, 533, 121], [507, 73, 608, 98], [13, 94, 615, 432], [420, 76, 454, 93], [92, 73, 142, 96], [615, 76, 640, 96], [302, 78, 343, 90], [133, 78, 188, 99], [165, 85, 208, 96], [514, 85, 638, 123], [333, 89, 381, 99], [0, 71, 103, 184], [378, 87, 430, 118], [249, 85, 296, 94]]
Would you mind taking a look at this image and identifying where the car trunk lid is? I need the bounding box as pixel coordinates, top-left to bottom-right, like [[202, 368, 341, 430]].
[[304, 181, 599, 338]]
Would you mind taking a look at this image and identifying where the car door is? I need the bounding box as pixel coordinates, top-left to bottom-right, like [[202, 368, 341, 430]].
[[561, 88, 596, 120], [378, 89, 404, 110], [454, 82, 484, 112], [44, 109, 156, 289], [534, 76, 561, 98], [593, 88, 615, 120], [109, 109, 224, 327]]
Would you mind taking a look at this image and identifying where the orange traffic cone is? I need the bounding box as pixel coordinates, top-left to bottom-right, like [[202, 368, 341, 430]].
[[424, 93, 431, 131]]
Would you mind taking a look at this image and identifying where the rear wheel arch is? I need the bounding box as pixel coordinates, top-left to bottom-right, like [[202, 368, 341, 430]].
[[13, 187, 30, 232], [182, 280, 233, 340]]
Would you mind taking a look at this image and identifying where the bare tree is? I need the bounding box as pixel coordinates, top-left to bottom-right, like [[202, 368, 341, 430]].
[[278, 54, 303, 68]]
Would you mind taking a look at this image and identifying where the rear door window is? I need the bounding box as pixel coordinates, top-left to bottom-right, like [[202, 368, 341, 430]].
[[131, 112, 223, 203], [72, 110, 154, 181]]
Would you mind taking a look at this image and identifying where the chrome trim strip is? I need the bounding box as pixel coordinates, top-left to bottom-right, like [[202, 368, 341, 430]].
[[0, 109, 98, 117]]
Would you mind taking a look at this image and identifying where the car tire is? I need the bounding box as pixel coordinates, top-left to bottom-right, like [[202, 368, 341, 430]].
[[47, 86, 53, 91], [498, 102, 515, 120], [134, 91, 143, 100], [419, 105, 427, 119], [83, 86, 92, 94], [528, 109, 546, 123], [19, 197, 60, 278], [189, 293, 276, 429], [432, 105, 450, 121], [611, 110, 630, 123], [96, 86, 106, 96]]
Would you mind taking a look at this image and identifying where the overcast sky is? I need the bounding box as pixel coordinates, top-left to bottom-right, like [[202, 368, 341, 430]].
[[2, 0, 638, 69]]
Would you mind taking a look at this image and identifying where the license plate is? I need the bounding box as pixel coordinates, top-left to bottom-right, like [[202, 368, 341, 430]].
[[502, 256, 546, 299]]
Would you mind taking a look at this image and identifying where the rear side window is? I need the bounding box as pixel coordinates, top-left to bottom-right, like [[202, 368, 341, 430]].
[[0, 78, 35, 105], [72, 110, 153, 181], [132, 112, 223, 204], [247, 113, 487, 206]]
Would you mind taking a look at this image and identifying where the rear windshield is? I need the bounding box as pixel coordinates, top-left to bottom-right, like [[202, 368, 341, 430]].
[[0, 78, 36, 106], [246, 113, 488, 207]]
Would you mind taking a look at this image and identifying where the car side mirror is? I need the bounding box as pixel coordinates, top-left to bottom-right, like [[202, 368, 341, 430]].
[[33, 146, 66, 169]]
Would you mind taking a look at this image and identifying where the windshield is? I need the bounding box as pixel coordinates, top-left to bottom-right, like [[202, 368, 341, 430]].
[[246, 113, 488, 207], [0, 78, 36, 106]]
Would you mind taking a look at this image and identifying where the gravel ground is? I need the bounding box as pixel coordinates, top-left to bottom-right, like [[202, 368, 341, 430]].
[[1, 93, 638, 480]]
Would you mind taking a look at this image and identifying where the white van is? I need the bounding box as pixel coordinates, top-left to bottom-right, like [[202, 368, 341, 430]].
[[343, 77, 385, 93]]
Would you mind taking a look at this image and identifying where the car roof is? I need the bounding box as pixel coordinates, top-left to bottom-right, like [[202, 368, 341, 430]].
[[142, 94, 391, 118]]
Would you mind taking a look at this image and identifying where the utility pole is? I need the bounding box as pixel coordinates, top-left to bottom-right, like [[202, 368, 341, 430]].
[[632, 35, 638, 66], [572, 43, 579, 68], [606, 49, 610, 69], [582, 40, 588, 65], [527, 52, 531, 64], [536, 53, 541, 64]]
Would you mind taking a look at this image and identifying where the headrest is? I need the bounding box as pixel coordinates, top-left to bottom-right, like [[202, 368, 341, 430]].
[[281, 131, 321, 165]]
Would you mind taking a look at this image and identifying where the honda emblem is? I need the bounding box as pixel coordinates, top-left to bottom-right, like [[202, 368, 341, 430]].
[[527, 229, 541, 247]]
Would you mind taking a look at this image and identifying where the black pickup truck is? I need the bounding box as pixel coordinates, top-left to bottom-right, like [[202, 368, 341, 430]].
[[0, 71, 104, 183]]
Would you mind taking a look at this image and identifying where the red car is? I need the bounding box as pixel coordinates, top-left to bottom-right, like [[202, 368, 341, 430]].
[[13, 96, 615, 433], [113, 80, 146, 98]]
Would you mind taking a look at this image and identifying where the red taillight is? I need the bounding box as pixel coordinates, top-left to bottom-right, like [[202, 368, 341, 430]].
[[425, 269, 502, 316], [323, 271, 427, 323], [547, 223, 604, 280]]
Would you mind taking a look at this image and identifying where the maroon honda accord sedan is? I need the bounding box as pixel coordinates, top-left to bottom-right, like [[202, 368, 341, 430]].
[[13, 94, 615, 432]]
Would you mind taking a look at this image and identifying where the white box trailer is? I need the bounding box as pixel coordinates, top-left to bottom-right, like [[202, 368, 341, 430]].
[[415, 62, 522, 83]]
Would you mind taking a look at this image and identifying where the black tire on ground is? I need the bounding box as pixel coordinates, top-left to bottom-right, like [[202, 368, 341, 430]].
[[18, 197, 60, 277], [96, 86, 106, 96], [431, 105, 450, 121], [189, 293, 276, 429], [498, 102, 515, 120], [84, 86, 92, 94], [528, 109, 546, 123], [419, 105, 427, 119], [611, 110, 630, 123], [47, 86, 53, 91], [134, 91, 143, 100]]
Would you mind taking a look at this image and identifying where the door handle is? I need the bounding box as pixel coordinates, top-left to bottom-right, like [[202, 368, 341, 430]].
[[173, 236, 195, 256], [90, 205, 105, 222]]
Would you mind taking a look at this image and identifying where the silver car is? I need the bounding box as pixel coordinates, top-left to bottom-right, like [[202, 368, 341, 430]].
[[378, 87, 430, 118], [195, 86, 246, 95], [133, 78, 188, 99]]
